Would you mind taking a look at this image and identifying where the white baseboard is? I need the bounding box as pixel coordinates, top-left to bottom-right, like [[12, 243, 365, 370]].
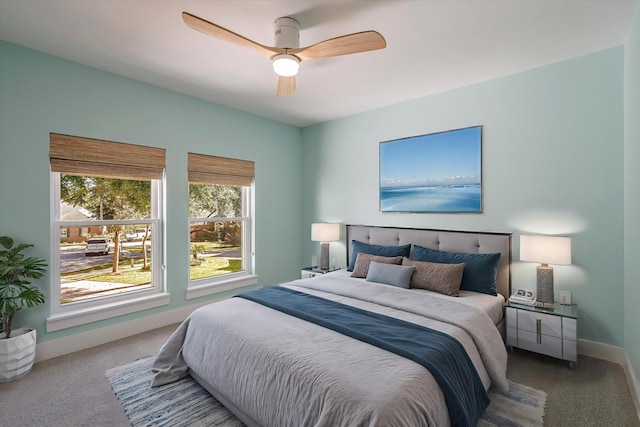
[[625, 352, 640, 421], [34, 298, 224, 363], [578, 338, 629, 364], [578, 338, 640, 419]]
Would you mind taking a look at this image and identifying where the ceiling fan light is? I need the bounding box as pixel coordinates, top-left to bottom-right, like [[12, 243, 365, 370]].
[[273, 54, 300, 77]]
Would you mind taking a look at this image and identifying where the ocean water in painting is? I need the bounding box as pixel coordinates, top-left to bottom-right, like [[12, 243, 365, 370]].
[[379, 126, 482, 212], [380, 183, 481, 212]]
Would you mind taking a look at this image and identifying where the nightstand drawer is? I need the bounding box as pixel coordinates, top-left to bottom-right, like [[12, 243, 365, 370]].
[[506, 326, 518, 347], [563, 317, 577, 341], [506, 307, 517, 326], [518, 329, 563, 359], [506, 303, 577, 367], [517, 310, 562, 338]]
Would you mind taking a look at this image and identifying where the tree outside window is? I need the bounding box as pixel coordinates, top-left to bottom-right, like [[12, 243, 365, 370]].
[[56, 174, 156, 303]]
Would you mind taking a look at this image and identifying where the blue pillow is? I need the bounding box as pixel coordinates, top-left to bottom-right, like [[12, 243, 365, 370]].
[[366, 261, 415, 288], [348, 240, 412, 271], [412, 245, 500, 296]]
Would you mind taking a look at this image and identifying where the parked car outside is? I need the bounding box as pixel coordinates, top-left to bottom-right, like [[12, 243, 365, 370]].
[[126, 228, 151, 241], [85, 237, 111, 256]]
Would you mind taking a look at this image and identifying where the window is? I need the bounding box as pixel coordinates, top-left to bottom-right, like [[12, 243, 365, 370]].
[[187, 153, 256, 298], [49, 134, 167, 331]]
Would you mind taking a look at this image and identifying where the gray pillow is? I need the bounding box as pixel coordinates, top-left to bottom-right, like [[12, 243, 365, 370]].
[[365, 261, 416, 288], [350, 253, 403, 278]]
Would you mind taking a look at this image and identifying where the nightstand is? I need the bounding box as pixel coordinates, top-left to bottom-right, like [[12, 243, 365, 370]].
[[301, 267, 329, 279], [506, 302, 578, 369]]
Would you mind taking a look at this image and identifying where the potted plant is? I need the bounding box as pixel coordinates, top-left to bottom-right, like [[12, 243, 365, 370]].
[[0, 235, 47, 382]]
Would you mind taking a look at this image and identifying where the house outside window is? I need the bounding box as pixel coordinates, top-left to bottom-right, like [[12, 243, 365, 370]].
[[187, 153, 256, 299], [48, 133, 168, 331]]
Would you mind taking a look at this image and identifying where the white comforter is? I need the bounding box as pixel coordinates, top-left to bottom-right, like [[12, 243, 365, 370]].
[[152, 273, 508, 427]]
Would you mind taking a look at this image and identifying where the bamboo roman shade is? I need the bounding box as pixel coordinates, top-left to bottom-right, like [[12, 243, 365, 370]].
[[188, 152, 255, 187], [50, 133, 166, 180]]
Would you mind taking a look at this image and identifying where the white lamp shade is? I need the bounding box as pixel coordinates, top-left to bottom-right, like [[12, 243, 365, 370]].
[[311, 223, 340, 242], [272, 54, 300, 77], [520, 235, 571, 265]]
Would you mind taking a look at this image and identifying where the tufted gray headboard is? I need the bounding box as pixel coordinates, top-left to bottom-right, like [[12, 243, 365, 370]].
[[346, 225, 512, 299]]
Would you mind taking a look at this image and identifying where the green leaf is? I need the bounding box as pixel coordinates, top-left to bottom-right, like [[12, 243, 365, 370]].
[[0, 236, 47, 321]]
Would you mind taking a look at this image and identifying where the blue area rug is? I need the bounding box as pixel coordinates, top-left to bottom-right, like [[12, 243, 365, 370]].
[[106, 356, 546, 427]]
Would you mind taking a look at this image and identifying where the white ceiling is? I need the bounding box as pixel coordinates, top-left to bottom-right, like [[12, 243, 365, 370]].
[[0, 0, 636, 127]]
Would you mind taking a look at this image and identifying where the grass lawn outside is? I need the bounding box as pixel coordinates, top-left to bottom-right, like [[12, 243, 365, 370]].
[[190, 256, 242, 280], [59, 241, 241, 303]]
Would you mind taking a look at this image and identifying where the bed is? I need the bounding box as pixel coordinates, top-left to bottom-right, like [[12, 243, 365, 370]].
[[152, 225, 512, 427]]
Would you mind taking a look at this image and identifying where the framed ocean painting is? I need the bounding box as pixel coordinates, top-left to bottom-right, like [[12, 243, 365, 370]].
[[379, 126, 482, 213]]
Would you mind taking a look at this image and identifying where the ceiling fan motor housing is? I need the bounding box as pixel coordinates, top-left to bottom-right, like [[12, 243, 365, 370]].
[[274, 17, 300, 49]]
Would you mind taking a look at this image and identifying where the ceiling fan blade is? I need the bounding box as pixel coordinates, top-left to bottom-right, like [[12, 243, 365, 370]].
[[276, 76, 296, 96], [292, 31, 386, 60], [182, 12, 284, 59]]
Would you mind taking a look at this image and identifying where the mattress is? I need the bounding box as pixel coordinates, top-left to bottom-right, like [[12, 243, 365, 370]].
[[152, 272, 509, 426]]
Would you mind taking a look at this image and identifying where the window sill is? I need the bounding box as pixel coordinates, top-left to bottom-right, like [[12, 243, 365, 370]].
[[186, 274, 259, 300], [47, 292, 170, 332]]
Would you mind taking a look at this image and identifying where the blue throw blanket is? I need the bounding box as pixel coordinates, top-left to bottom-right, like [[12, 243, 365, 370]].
[[236, 286, 489, 427]]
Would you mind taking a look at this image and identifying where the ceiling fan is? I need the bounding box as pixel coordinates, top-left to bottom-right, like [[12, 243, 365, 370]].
[[182, 11, 387, 96]]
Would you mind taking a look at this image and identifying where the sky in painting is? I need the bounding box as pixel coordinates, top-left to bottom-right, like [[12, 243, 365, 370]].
[[380, 126, 481, 187]]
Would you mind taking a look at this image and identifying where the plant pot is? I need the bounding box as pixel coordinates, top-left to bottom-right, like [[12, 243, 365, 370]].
[[0, 327, 37, 382]]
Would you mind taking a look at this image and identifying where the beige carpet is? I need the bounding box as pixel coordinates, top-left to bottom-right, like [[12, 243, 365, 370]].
[[507, 349, 640, 427], [1, 324, 638, 426], [0, 324, 176, 427]]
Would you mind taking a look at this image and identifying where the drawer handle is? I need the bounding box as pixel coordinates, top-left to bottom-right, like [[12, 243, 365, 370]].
[[536, 319, 542, 344]]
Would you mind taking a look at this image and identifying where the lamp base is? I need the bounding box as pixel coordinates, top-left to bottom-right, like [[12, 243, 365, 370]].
[[319, 242, 330, 271], [536, 265, 554, 308]]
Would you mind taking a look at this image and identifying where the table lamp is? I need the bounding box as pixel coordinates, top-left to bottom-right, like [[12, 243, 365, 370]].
[[520, 235, 571, 308], [311, 223, 340, 271]]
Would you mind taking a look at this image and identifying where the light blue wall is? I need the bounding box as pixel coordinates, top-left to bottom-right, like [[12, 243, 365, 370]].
[[0, 41, 303, 343], [624, 4, 640, 383], [0, 26, 635, 373], [302, 48, 625, 347]]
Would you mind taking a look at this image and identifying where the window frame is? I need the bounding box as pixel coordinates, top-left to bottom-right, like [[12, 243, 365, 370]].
[[47, 172, 168, 332], [186, 183, 256, 300]]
